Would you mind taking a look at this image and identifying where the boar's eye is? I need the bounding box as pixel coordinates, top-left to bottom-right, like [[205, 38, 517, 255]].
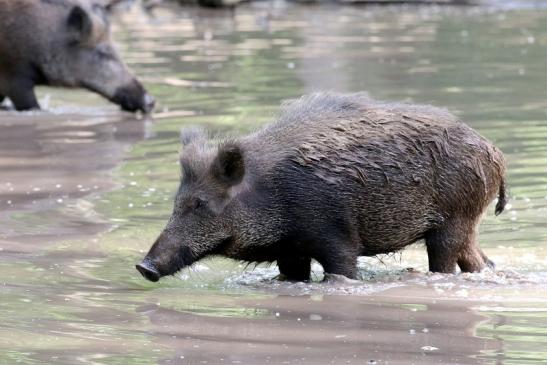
[[193, 198, 206, 210], [95, 44, 116, 61]]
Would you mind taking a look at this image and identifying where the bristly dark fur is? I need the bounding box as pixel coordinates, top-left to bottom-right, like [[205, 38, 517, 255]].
[[138, 92, 508, 282]]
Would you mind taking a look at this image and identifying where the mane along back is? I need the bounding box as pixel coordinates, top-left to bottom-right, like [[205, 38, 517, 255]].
[[245, 93, 462, 177]]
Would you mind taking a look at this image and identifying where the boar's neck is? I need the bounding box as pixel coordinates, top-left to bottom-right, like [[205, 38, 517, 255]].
[[222, 172, 288, 263]]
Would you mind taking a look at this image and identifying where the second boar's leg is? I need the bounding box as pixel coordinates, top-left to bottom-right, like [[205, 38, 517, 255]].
[[425, 217, 489, 274], [9, 80, 39, 111], [277, 257, 311, 281]]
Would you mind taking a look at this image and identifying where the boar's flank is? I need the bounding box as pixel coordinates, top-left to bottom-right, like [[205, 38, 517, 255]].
[[137, 93, 506, 282]]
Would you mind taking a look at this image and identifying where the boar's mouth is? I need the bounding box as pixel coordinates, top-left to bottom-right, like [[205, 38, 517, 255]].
[[136, 237, 235, 282], [81, 80, 155, 113], [111, 82, 155, 113], [136, 245, 197, 282]]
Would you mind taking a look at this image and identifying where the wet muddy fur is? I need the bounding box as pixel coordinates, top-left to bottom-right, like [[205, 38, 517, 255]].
[[138, 93, 507, 282]]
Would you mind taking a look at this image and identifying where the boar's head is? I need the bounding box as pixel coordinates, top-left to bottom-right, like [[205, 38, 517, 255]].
[[136, 128, 246, 282], [45, 2, 154, 112]]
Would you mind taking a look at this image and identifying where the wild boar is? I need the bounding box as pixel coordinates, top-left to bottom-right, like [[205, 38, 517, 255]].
[[0, 0, 154, 112], [136, 93, 507, 282]]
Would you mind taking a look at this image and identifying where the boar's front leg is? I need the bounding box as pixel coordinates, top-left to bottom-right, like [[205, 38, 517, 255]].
[[8, 80, 39, 111], [315, 244, 359, 280], [277, 257, 311, 281]]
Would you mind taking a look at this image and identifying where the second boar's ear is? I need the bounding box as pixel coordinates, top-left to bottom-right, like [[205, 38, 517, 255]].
[[212, 143, 245, 187], [67, 6, 92, 42], [103, 0, 124, 12]]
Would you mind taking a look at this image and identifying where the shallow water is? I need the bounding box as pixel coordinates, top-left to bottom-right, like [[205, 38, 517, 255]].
[[1, 1, 547, 364]]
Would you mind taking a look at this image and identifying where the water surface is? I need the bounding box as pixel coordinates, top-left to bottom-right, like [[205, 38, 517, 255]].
[[1, 1, 546, 364]]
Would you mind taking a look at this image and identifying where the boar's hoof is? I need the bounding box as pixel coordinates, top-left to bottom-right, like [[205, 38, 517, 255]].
[[136, 260, 160, 282]]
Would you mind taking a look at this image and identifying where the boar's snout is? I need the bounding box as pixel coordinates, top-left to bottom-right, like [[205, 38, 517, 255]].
[[112, 79, 155, 113], [136, 230, 197, 282], [136, 259, 161, 282]]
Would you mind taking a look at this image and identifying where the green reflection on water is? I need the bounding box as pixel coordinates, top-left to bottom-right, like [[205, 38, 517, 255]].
[[477, 308, 547, 364]]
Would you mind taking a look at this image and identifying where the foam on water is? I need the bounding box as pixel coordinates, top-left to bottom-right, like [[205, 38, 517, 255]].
[[178, 258, 547, 299], [222, 265, 405, 296]]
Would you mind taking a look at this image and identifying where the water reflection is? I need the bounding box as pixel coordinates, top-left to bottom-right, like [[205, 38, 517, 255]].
[[141, 293, 499, 365], [0, 112, 151, 251]]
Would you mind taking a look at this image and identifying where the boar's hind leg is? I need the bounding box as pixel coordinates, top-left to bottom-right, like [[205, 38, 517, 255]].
[[426, 219, 490, 274], [454, 219, 493, 273], [277, 257, 311, 281], [458, 246, 494, 273], [425, 222, 465, 273]]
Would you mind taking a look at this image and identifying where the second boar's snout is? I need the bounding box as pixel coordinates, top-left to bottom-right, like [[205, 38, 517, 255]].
[[136, 259, 160, 282], [112, 79, 155, 113], [143, 93, 156, 113]]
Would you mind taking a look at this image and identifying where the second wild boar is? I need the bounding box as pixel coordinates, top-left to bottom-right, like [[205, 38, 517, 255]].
[[0, 0, 154, 112], [136, 93, 507, 282]]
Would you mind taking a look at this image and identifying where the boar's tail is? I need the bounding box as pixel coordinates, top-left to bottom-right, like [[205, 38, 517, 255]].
[[495, 179, 507, 216]]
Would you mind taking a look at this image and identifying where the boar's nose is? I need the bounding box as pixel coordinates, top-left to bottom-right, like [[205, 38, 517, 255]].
[[112, 79, 155, 114], [136, 260, 160, 282]]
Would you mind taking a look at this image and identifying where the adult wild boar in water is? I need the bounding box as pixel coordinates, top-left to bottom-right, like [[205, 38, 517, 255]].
[[136, 93, 507, 282], [0, 0, 154, 112]]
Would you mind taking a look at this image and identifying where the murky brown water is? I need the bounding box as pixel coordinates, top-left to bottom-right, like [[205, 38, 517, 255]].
[[1, 1, 547, 364]]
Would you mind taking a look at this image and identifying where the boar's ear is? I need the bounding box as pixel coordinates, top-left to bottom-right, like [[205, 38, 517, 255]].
[[181, 126, 207, 147], [212, 143, 245, 187], [67, 6, 92, 43]]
